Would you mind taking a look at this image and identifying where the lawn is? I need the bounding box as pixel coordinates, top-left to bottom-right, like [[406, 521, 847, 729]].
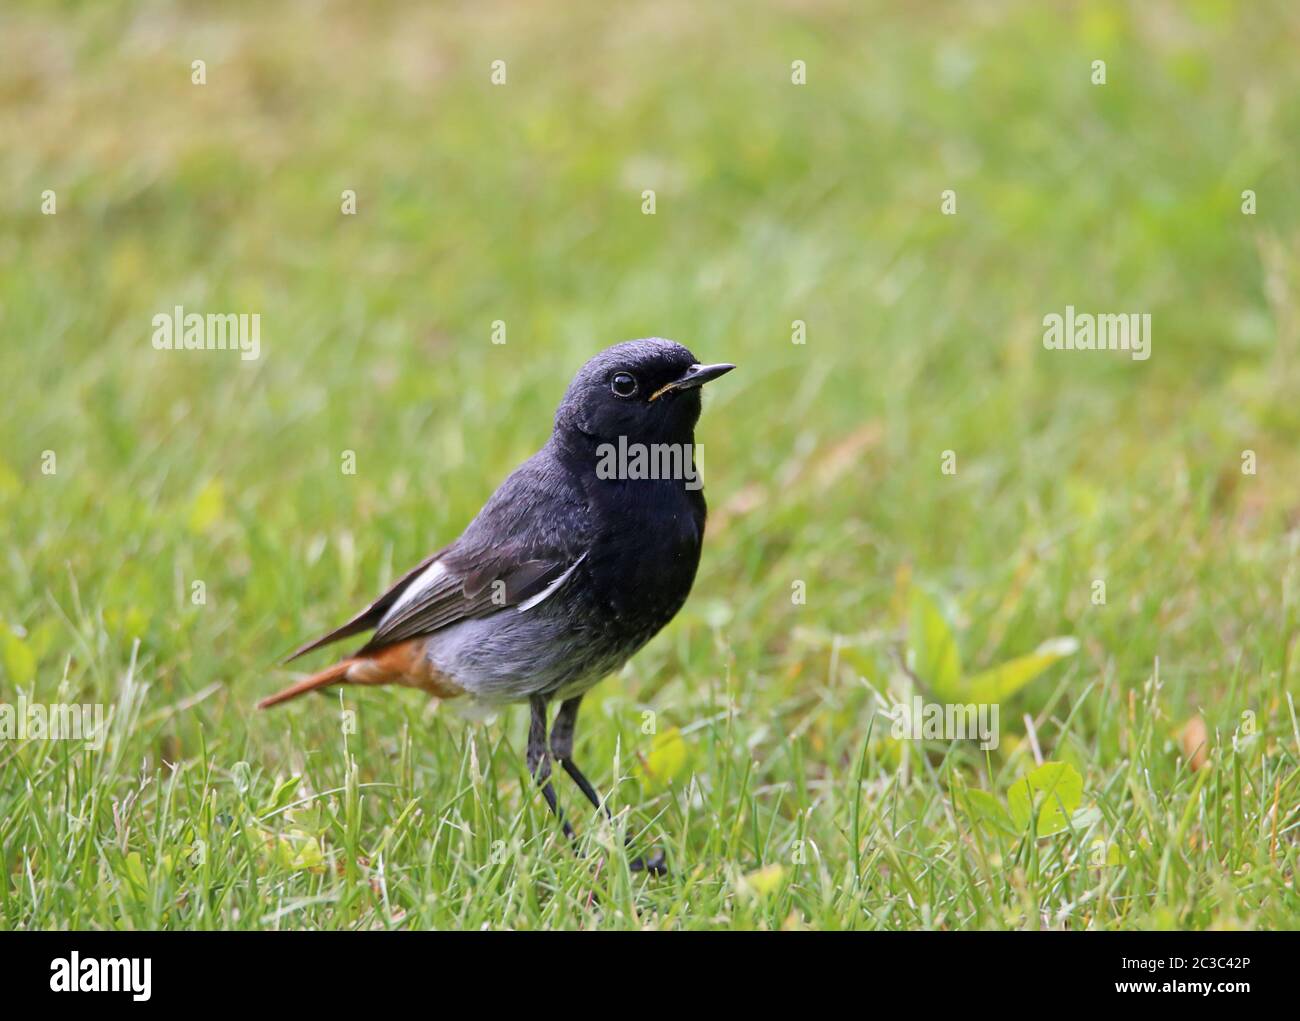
[[2, 0, 1299, 930]]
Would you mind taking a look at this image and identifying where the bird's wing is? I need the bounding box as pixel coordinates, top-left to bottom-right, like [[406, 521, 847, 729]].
[[285, 544, 584, 663], [282, 547, 449, 662], [355, 545, 584, 653], [287, 447, 590, 662]]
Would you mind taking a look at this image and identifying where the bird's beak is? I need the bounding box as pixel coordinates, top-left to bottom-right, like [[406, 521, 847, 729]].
[[648, 362, 737, 402]]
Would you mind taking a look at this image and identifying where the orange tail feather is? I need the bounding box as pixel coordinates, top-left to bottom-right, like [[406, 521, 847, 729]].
[[257, 659, 354, 709], [259, 639, 464, 709]]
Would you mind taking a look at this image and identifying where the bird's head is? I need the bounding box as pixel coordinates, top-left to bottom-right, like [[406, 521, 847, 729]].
[[554, 338, 735, 446]]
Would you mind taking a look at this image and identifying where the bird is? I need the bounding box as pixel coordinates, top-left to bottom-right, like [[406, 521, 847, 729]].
[[259, 338, 734, 872]]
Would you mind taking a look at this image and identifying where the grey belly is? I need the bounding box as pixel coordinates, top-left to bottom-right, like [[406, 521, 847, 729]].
[[421, 608, 640, 705]]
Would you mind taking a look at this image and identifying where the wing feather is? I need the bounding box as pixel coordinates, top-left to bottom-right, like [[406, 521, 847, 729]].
[[358, 550, 577, 652], [282, 548, 446, 663], [285, 448, 591, 663]]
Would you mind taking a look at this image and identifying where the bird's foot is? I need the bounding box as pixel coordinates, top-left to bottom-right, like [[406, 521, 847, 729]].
[[628, 847, 668, 876]]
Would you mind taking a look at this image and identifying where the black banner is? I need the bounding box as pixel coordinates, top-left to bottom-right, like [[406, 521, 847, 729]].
[[0, 930, 1284, 1005]]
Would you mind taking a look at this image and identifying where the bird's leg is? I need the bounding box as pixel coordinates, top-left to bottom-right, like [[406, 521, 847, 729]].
[[550, 696, 667, 875], [550, 696, 603, 812], [527, 694, 573, 840]]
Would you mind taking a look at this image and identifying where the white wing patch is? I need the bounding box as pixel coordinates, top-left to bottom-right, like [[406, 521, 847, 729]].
[[379, 560, 448, 626], [516, 553, 587, 613]]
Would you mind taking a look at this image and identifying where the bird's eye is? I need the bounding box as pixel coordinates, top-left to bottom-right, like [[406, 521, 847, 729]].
[[610, 372, 638, 398]]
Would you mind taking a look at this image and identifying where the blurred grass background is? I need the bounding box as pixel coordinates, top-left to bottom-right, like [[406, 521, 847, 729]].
[[1, 0, 1299, 929]]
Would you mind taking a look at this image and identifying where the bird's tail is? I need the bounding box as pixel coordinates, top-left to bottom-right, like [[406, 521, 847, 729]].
[[258, 659, 354, 709]]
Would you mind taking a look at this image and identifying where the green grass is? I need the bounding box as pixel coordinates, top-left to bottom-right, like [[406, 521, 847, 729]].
[[2, 0, 1300, 929]]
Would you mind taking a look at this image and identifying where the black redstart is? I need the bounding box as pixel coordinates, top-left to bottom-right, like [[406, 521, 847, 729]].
[[260, 338, 734, 870]]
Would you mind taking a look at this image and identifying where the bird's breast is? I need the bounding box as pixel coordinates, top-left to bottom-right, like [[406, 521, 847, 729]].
[[581, 481, 704, 632]]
